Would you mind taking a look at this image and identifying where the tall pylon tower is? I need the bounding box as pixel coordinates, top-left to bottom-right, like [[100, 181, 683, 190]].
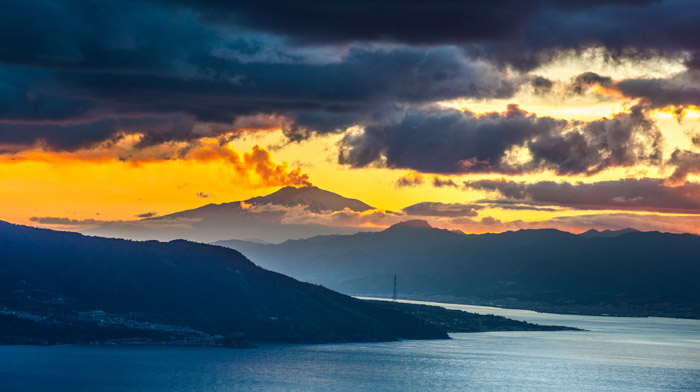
[[392, 275, 397, 302]]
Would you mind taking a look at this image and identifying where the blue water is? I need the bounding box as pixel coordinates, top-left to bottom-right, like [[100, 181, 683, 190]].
[[2, 299, 699, 391]]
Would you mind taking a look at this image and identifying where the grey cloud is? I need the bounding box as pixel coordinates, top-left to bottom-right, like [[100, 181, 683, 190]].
[[1, 0, 697, 155], [30, 217, 107, 226], [569, 72, 612, 95], [528, 105, 663, 175], [475, 199, 559, 212], [395, 172, 424, 188], [465, 178, 700, 214], [479, 216, 502, 226], [616, 71, 700, 109], [339, 104, 662, 176], [531, 76, 554, 95], [432, 177, 459, 188], [403, 202, 480, 218], [473, 0, 700, 71], [1, 44, 518, 150], [164, 0, 690, 75], [667, 149, 700, 186], [167, 0, 541, 45], [339, 104, 562, 174]]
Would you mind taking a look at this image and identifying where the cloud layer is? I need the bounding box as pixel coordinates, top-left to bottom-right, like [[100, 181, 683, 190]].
[[2, 0, 699, 155], [5, 0, 700, 236], [465, 178, 700, 214], [339, 105, 663, 175]]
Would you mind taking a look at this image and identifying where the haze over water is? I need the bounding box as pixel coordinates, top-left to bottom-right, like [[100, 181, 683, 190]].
[[3, 300, 699, 392]]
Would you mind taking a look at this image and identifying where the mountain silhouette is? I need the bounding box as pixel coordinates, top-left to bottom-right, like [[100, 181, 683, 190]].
[[215, 225, 700, 319], [85, 186, 377, 243], [0, 220, 446, 344], [245, 186, 373, 213], [578, 228, 638, 238], [384, 219, 434, 230]]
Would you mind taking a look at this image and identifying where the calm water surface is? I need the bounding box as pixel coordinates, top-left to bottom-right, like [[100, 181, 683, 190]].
[[2, 299, 699, 391]]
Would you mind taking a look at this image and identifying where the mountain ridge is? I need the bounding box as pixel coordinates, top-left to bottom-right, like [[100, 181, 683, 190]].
[[0, 220, 447, 344], [83, 186, 690, 245], [84, 186, 377, 243], [215, 224, 700, 319], [245, 185, 373, 213], [579, 228, 639, 238]]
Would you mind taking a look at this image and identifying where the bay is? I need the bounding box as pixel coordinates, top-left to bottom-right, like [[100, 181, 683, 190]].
[[2, 299, 699, 391]]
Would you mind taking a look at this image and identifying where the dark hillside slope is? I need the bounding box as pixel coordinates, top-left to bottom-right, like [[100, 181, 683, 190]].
[[0, 221, 446, 343], [217, 223, 700, 318]]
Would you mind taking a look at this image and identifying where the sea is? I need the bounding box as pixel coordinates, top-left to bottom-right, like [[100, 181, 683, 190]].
[[2, 298, 699, 392]]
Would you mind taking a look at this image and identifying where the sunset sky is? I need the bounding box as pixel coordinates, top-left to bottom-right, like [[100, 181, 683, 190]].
[[2, 0, 700, 234]]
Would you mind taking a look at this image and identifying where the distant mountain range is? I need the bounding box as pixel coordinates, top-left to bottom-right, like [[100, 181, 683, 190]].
[[215, 220, 700, 319], [0, 220, 447, 344], [85, 186, 378, 243], [81, 185, 655, 245], [578, 228, 639, 238], [74, 185, 700, 319]]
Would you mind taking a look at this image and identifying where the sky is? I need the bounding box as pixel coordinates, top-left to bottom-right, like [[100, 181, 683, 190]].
[[2, 0, 700, 235]]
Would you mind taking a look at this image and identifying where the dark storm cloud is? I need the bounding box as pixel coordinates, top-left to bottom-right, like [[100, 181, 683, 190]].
[[68, 46, 514, 109], [191, 0, 698, 74], [473, 0, 700, 71], [0, 67, 96, 122], [0, 0, 225, 71], [1, 1, 695, 71], [464, 178, 700, 214], [338, 105, 662, 175], [1, 0, 697, 153], [402, 202, 480, 218], [164, 0, 541, 44], [569, 72, 612, 95], [339, 104, 560, 174], [173, 0, 700, 74], [165, 1, 662, 49], [0, 120, 125, 152], [667, 149, 700, 186], [0, 0, 526, 152], [0, 114, 205, 152], [1, 35, 517, 149], [531, 76, 554, 95], [527, 105, 663, 175], [615, 71, 700, 109]]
